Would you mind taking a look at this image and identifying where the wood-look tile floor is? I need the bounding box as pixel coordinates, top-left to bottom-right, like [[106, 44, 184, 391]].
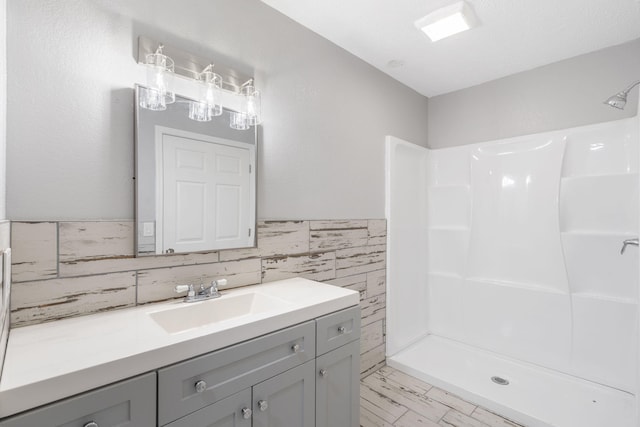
[[360, 366, 526, 427]]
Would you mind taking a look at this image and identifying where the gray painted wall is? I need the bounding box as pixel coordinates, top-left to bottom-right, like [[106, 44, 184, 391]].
[[428, 38, 640, 148], [6, 0, 428, 221], [0, 0, 6, 220]]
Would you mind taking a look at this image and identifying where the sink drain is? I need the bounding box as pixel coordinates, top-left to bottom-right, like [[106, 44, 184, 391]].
[[491, 376, 509, 385]]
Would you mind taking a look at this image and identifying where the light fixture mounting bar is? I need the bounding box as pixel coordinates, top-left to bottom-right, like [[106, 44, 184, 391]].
[[137, 36, 253, 93]]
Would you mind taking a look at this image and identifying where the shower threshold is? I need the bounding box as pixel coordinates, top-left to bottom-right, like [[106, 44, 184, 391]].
[[387, 335, 635, 427]]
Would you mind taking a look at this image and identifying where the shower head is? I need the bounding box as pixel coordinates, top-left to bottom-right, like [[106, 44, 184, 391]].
[[603, 80, 640, 110]]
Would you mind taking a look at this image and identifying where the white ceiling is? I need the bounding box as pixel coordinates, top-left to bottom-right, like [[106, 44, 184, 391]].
[[261, 0, 640, 97]]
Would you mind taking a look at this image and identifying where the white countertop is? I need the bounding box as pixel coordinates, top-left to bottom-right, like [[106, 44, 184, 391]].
[[0, 278, 359, 418]]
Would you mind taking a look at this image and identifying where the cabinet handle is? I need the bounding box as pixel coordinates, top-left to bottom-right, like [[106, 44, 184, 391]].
[[291, 343, 301, 353], [319, 369, 328, 377], [195, 380, 207, 393], [337, 326, 346, 334], [242, 407, 252, 419], [258, 400, 269, 411], [84, 422, 99, 427]]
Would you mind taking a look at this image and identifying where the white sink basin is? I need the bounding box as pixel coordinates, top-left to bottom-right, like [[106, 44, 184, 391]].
[[149, 292, 294, 334]]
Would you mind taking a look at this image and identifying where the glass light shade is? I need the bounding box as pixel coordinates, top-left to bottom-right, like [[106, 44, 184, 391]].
[[142, 51, 175, 109], [139, 86, 167, 111], [189, 101, 212, 122], [241, 85, 262, 126], [200, 71, 223, 117], [230, 111, 249, 130]]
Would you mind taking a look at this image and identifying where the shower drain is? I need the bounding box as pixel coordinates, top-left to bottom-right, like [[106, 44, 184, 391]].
[[491, 376, 510, 385]]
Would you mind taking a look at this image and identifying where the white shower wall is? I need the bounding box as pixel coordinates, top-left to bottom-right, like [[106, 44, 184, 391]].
[[387, 117, 639, 395], [385, 137, 430, 356]]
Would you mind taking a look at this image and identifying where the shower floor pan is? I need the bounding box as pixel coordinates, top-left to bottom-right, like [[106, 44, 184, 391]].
[[387, 335, 635, 427]]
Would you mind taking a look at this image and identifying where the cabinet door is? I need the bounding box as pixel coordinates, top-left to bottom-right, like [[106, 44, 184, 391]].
[[0, 373, 156, 427], [164, 389, 251, 427], [316, 340, 360, 427], [252, 360, 315, 427]]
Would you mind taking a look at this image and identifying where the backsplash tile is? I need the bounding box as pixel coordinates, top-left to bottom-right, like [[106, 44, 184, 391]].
[[310, 220, 368, 230], [361, 319, 385, 354], [59, 248, 219, 277], [137, 258, 262, 304], [309, 220, 369, 252], [361, 294, 386, 326], [10, 219, 387, 376], [367, 219, 387, 245], [59, 221, 135, 261], [219, 220, 310, 261], [10, 272, 136, 326], [335, 244, 386, 277], [261, 252, 336, 282], [366, 269, 386, 297], [11, 222, 57, 282], [327, 273, 368, 296]]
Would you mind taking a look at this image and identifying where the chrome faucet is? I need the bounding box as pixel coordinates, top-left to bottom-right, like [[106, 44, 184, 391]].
[[620, 238, 639, 255], [175, 279, 227, 303]]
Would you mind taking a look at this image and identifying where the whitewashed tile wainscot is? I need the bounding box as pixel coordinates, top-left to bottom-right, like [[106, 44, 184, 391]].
[[9, 219, 387, 377]]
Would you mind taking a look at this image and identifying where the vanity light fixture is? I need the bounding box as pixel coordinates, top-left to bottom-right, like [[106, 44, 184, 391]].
[[137, 38, 262, 130], [139, 45, 175, 111], [415, 1, 477, 42]]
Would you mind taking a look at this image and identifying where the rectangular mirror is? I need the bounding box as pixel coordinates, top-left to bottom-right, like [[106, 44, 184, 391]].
[[134, 85, 257, 256]]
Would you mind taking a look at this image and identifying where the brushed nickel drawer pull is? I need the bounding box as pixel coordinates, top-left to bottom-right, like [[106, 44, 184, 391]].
[[195, 380, 207, 393]]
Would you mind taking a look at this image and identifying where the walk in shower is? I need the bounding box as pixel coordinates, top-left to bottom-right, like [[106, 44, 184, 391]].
[[385, 113, 639, 426]]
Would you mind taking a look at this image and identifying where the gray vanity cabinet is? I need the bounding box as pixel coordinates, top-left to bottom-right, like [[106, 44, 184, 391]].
[[0, 305, 361, 427], [0, 372, 156, 427], [252, 360, 315, 427]]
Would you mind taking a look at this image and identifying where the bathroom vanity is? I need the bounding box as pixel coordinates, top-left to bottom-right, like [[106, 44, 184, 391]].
[[0, 278, 360, 427]]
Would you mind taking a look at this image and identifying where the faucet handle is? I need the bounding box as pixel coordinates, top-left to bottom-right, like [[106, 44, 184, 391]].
[[175, 284, 195, 297], [175, 285, 189, 293], [209, 279, 227, 297]]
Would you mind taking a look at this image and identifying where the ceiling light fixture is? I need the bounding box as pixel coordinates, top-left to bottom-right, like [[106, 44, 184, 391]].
[[415, 1, 477, 42]]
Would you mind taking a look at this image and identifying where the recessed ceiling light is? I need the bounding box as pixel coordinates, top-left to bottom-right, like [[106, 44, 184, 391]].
[[415, 1, 477, 42]]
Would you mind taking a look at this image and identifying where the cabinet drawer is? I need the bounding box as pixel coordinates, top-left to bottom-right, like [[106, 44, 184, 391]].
[[0, 373, 156, 427], [316, 306, 360, 356], [164, 388, 251, 427], [158, 320, 315, 426]]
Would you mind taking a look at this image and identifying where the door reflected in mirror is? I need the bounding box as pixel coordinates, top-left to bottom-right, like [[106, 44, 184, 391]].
[[135, 85, 257, 256]]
